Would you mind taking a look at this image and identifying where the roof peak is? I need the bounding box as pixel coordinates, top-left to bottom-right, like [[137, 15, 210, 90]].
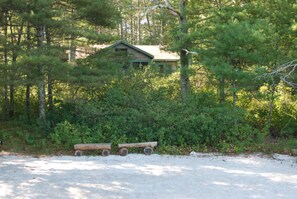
[[110, 40, 154, 58]]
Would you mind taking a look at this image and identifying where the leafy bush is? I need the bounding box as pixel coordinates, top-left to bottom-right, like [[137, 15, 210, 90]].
[[49, 71, 264, 152], [51, 121, 84, 148]]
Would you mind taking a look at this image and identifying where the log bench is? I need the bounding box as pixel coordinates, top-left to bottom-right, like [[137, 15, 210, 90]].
[[118, 141, 157, 156], [74, 143, 111, 156]]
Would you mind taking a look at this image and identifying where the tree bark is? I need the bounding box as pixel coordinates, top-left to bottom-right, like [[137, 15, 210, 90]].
[[137, 0, 141, 43], [69, 39, 76, 62], [143, 0, 153, 39], [8, 14, 15, 118], [152, 12, 156, 41], [180, 49, 189, 99], [267, 84, 275, 128], [232, 82, 238, 128], [130, 0, 134, 44], [179, 0, 190, 100], [26, 85, 31, 120], [26, 22, 31, 120], [3, 11, 9, 118], [148, 0, 190, 99], [232, 82, 237, 110], [69, 7, 76, 62], [45, 26, 53, 112], [37, 25, 46, 122], [8, 12, 24, 118], [120, 18, 124, 40], [3, 85, 8, 119], [160, 11, 164, 42], [9, 86, 14, 118], [48, 77, 53, 111], [124, 20, 128, 41]]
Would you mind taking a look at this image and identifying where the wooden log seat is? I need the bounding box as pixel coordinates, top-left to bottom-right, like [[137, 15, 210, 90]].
[[118, 141, 157, 156], [74, 143, 111, 156]]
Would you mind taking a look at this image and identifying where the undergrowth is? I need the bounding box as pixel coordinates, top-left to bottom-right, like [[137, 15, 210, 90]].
[[1, 121, 296, 156]]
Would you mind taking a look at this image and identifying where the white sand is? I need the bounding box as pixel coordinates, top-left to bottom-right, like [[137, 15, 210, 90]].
[[0, 153, 297, 199]]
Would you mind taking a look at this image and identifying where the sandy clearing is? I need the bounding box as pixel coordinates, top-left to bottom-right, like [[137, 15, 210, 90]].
[[0, 153, 296, 199]]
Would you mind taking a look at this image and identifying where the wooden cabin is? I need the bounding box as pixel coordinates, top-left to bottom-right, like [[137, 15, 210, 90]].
[[94, 41, 180, 72], [73, 41, 180, 73]]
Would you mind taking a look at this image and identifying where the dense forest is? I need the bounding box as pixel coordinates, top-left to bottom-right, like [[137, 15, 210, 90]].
[[0, 0, 296, 154]]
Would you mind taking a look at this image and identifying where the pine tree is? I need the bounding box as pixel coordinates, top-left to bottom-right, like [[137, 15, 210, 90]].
[[0, 0, 120, 123], [200, 3, 273, 107]]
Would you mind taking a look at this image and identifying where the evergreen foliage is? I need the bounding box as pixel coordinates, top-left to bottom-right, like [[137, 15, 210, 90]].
[[0, 0, 296, 154]]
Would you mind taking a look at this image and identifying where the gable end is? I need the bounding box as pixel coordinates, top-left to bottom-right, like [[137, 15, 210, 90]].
[[109, 40, 154, 59]]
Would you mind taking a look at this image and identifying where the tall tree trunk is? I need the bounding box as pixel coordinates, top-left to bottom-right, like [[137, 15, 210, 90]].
[[130, 0, 134, 44], [26, 22, 31, 120], [3, 85, 8, 119], [267, 84, 275, 129], [3, 11, 9, 118], [8, 12, 24, 118], [119, 19, 124, 40], [115, 0, 124, 40], [137, 0, 141, 44], [232, 82, 238, 128], [180, 49, 189, 100], [8, 14, 15, 118], [143, 0, 152, 39], [69, 38, 76, 62], [45, 26, 53, 112], [149, 0, 190, 99], [124, 20, 128, 41], [48, 77, 53, 111], [232, 82, 237, 110], [179, 0, 190, 100], [152, 12, 156, 41], [69, 7, 76, 62], [160, 11, 164, 43], [26, 85, 31, 120], [37, 25, 46, 122], [9, 86, 14, 118]]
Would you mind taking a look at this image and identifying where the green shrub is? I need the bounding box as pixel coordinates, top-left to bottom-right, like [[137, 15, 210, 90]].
[[51, 121, 83, 148], [48, 71, 266, 152]]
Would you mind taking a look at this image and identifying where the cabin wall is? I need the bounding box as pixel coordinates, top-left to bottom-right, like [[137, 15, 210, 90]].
[[113, 44, 152, 62], [154, 61, 178, 70]]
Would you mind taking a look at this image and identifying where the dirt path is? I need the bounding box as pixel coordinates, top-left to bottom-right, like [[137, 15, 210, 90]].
[[0, 153, 297, 199]]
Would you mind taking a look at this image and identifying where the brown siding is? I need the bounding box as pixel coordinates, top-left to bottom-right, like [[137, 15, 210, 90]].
[[154, 61, 178, 70], [113, 44, 152, 62]]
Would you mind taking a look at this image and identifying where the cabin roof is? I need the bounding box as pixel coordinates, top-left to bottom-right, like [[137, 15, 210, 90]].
[[109, 41, 154, 59], [84, 41, 180, 62], [134, 45, 179, 62]]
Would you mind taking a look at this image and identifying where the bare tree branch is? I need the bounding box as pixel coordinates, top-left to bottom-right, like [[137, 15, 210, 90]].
[[258, 59, 297, 89], [183, 49, 198, 55], [143, 0, 181, 17]]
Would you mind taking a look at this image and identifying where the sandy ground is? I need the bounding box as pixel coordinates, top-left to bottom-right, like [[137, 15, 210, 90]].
[[0, 153, 297, 199]]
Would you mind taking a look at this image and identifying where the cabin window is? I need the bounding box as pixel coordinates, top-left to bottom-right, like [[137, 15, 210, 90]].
[[132, 61, 148, 70], [159, 65, 164, 73], [157, 63, 173, 75], [115, 48, 128, 56]]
